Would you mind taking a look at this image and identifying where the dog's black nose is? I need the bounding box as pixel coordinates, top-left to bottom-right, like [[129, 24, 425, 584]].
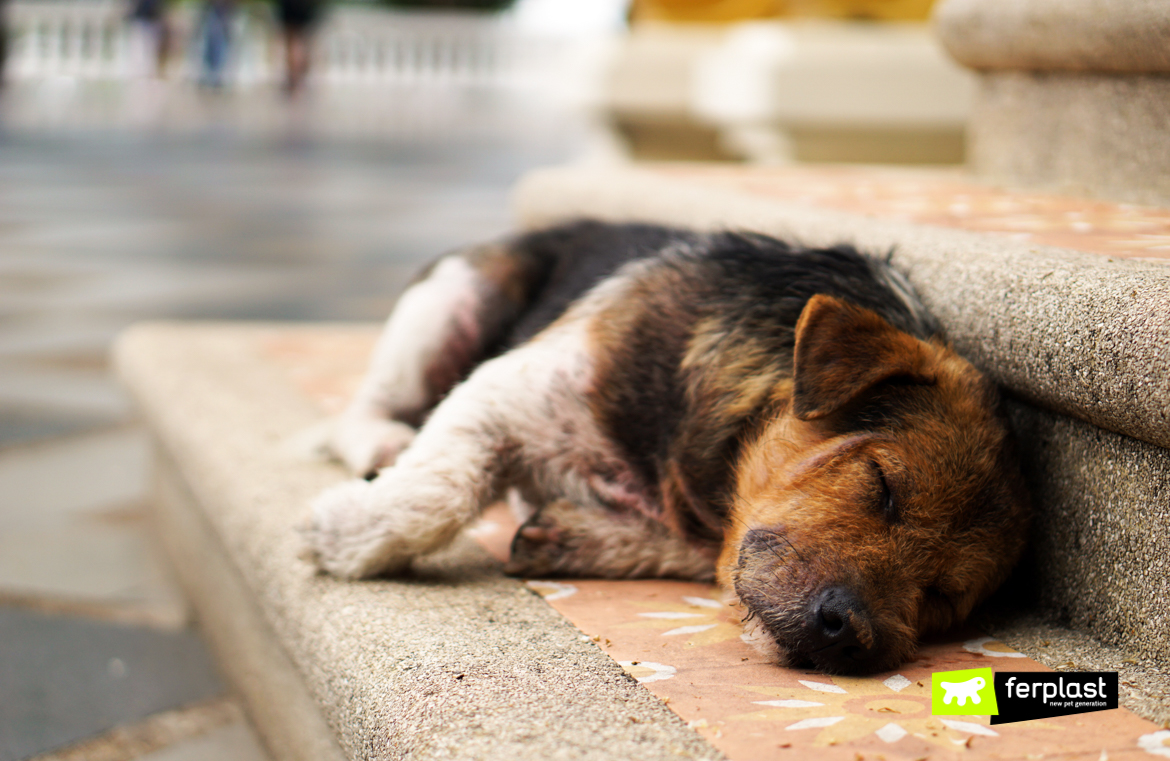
[[806, 586, 874, 671]]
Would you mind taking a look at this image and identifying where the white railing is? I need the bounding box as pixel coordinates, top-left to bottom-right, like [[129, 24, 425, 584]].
[[5, 0, 562, 89], [7, 0, 133, 79], [317, 6, 548, 86]]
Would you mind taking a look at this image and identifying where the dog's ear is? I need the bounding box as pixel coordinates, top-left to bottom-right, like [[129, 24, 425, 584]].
[[792, 294, 936, 420]]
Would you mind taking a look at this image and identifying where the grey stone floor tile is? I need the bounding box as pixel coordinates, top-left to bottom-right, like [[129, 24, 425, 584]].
[[0, 520, 176, 605], [134, 723, 270, 761], [0, 219, 183, 255], [0, 429, 149, 521], [0, 318, 128, 360], [0, 405, 116, 449], [19, 697, 245, 761], [0, 429, 185, 617], [0, 367, 129, 420], [0, 260, 304, 318], [0, 608, 224, 761], [0, 77, 597, 761]]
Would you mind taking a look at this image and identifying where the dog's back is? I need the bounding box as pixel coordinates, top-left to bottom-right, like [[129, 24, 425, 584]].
[[484, 222, 943, 542], [495, 220, 937, 349]]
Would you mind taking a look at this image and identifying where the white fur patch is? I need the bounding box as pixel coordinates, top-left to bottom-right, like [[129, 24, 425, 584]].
[[310, 304, 618, 576], [309, 265, 707, 580], [330, 256, 480, 475], [309, 264, 694, 578]]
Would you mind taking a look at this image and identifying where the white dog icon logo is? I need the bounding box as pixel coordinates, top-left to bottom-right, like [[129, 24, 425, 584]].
[[940, 676, 986, 706]]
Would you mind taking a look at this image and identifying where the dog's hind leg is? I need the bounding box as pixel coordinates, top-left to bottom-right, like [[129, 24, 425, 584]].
[[308, 319, 596, 579], [506, 499, 717, 581], [330, 241, 551, 477]]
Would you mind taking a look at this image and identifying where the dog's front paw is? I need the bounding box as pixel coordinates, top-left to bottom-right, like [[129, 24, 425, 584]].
[[504, 522, 567, 578], [503, 500, 582, 577], [303, 479, 412, 579], [329, 416, 416, 478]]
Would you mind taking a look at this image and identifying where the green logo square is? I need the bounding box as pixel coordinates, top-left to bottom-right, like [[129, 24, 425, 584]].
[[931, 668, 998, 715]]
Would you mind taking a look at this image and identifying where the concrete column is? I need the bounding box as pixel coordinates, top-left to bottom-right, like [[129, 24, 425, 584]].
[[934, 0, 1170, 204]]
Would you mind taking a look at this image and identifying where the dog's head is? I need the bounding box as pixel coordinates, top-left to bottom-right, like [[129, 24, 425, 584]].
[[719, 294, 1030, 674]]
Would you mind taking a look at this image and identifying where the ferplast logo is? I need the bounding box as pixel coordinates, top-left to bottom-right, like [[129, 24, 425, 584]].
[[990, 672, 1118, 725], [929, 669, 1119, 724], [931, 668, 998, 717]]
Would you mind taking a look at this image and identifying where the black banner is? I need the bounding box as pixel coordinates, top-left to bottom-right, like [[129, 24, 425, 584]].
[[991, 672, 1118, 725]]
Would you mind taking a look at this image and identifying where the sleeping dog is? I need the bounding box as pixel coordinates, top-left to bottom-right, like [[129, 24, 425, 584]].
[[305, 220, 1030, 675]]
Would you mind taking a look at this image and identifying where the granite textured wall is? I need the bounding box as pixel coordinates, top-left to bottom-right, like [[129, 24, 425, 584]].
[[934, 0, 1170, 73], [1007, 400, 1170, 665], [934, 0, 1170, 204], [968, 72, 1170, 206]]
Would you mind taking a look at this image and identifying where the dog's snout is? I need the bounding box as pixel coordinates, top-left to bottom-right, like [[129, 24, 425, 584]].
[[807, 586, 874, 671]]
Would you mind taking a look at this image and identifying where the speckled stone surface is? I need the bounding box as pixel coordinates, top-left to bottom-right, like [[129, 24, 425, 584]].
[[968, 71, 1170, 206], [1004, 401, 1170, 670], [115, 323, 722, 761], [511, 163, 1170, 673], [934, 0, 1170, 73], [934, 0, 1170, 205]]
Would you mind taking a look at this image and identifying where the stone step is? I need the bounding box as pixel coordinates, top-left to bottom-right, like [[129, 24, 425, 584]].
[[511, 162, 1170, 669], [114, 323, 718, 761], [116, 319, 1170, 761]]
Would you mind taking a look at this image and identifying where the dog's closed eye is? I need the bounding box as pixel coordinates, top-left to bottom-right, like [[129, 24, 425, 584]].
[[742, 528, 789, 555], [872, 462, 898, 523]]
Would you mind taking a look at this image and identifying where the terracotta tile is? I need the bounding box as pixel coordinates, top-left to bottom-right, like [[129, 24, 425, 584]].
[[650, 164, 1170, 265]]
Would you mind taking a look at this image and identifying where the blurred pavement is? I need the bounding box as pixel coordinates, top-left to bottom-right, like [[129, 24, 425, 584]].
[[0, 77, 603, 760]]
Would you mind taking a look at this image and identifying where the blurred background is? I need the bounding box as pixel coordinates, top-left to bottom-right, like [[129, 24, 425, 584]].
[[0, 0, 971, 758]]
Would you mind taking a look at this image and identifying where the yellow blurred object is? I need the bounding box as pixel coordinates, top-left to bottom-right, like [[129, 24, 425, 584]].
[[631, 0, 935, 22], [787, 0, 935, 20], [630, 0, 789, 24]]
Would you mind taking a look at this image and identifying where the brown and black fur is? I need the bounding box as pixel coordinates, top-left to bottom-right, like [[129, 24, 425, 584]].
[[315, 219, 1031, 675]]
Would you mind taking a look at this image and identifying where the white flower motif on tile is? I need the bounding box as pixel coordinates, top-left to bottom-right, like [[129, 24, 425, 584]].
[[753, 699, 824, 709], [525, 580, 577, 601], [682, 596, 723, 608], [639, 611, 704, 619], [625, 595, 742, 646], [875, 722, 907, 743], [963, 636, 1026, 658], [787, 716, 845, 730], [940, 719, 999, 737], [731, 671, 989, 751], [1139, 729, 1170, 757], [618, 661, 676, 684], [662, 624, 717, 636]]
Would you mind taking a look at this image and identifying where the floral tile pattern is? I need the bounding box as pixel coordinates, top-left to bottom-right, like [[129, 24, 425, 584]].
[[527, 578, 1163, 761], [653, 164, 1170, 265], [263, 323, 1168, 761]]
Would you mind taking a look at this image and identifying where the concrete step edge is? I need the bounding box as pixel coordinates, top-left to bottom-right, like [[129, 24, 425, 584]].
[[113, 322, 724, 761]]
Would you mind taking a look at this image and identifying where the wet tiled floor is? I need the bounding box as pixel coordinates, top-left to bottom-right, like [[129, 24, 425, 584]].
[[0, 78, 597, 760]]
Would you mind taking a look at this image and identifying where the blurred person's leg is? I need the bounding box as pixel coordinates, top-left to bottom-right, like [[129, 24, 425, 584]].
[[200, 1, 233, 88], [275, 0, 320, 95], [156, 16, 173, 77], [283, 28, 311, 94], [0, 0, 8, 89], [127, 0, 171, 78]]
